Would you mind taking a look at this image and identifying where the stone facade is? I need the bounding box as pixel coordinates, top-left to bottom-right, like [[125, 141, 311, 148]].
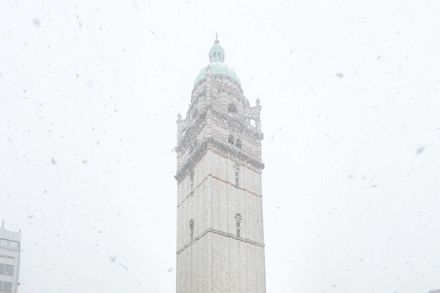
[[175, 39, 266, 293]]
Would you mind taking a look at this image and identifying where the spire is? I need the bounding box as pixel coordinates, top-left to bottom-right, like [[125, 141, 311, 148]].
[[209, 35, 225, 63]]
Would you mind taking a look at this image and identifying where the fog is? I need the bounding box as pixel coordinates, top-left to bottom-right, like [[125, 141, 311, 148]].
[[1, 0, 440, 292]]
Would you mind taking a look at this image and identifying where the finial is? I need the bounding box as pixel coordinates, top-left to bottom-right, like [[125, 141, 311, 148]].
[[177, 113, 182, 121], [215, 32, 219, 44], [256, 98, 261, 106]]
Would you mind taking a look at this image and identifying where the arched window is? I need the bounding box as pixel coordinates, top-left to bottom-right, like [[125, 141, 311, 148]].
[[228, 134, 234, 144], [235, 213, 242, 238], [236, 138, 242, 148], [189, 219, 194, 241]]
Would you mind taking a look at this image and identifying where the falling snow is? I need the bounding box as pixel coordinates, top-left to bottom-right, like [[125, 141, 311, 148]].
[[1, 1, 440, 293]]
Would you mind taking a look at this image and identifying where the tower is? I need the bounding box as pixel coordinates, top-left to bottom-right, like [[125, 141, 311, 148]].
[[175, 38, 266, 293]]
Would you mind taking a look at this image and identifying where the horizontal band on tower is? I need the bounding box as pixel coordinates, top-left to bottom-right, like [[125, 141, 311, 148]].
[[177, 173, 262, 208], [175, 137, 264, 182], [176, 228, 265, 255]]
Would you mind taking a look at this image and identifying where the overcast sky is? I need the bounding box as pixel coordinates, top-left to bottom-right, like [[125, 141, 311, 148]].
[[1, 0, 440, 292]]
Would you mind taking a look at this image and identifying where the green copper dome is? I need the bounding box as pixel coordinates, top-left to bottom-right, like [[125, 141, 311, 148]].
[[194, 39, 241, 86]]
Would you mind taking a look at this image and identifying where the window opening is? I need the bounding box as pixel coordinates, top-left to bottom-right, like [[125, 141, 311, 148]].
[[189, 219, 194, 241], [235, 213, 242, 238], [234, 163, 240, 187]]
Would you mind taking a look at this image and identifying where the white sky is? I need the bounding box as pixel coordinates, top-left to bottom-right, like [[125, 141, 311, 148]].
[[1, 0, 440, 292]]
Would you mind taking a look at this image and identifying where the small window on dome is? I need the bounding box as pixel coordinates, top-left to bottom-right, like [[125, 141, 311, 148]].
[[228, 103, 237, 113]]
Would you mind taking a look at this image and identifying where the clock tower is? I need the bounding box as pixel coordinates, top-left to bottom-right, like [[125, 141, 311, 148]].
[[175, 38, 266, 293]]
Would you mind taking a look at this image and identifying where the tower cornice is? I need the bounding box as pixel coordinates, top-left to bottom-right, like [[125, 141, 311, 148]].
[[175, 136, 264, 182], [176, 106, 263, 156]]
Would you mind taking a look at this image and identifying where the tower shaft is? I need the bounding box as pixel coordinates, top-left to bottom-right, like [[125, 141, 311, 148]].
[[175, 39, 266, 293]]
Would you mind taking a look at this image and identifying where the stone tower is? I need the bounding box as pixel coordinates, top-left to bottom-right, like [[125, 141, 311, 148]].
[[175, 38, 266, 293]]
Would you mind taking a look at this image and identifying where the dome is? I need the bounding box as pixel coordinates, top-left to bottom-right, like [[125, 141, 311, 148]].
[[194, 63, 241, 86], [194, 38, 241, 87]]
